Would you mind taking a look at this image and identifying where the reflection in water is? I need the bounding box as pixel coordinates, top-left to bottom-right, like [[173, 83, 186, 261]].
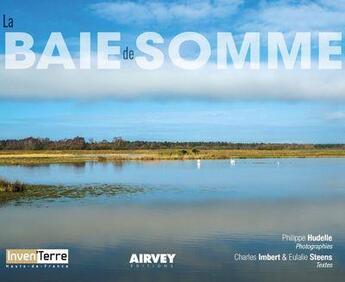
[[70, 162, 86, 173], [1, 199, 344, 246], [111, 160, 125, 168], [197, 159, 201, 169], [0, 159, 345, 281], [3, 162, 88, 169]]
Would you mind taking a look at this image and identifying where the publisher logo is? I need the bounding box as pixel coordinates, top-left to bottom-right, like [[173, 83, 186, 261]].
[[6, 249, 69, 265], [129, 253, 176, 269]]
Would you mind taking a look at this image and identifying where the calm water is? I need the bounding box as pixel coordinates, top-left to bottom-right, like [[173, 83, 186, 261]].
[[0, 159, 345, 281]]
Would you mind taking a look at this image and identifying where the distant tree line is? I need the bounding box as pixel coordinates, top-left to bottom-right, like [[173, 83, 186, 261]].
[[0, 137, 344, 151]]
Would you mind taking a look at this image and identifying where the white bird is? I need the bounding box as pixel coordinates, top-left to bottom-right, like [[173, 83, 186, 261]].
[[197, 159, 201, 169], [230, 159, 236, 166]]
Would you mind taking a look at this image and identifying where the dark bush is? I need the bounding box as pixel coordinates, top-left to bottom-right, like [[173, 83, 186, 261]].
[[0, 179, 25, 192]]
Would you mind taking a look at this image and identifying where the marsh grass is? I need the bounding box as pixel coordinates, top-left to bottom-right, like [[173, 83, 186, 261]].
[[0, 179, 145, 205], [0, 148, 345, 165], [0, 178, 25, 192]]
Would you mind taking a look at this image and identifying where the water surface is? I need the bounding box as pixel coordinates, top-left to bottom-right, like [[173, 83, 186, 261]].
[[0, 159, 344, 281]]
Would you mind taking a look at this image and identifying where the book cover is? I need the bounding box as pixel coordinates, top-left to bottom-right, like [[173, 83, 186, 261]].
[[0, 1, 344, 281]]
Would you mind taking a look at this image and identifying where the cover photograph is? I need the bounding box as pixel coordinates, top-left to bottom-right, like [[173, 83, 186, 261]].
[[0, 0, 344, 281]]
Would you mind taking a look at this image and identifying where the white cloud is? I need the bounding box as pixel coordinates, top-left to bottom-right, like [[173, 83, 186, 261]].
[[1, 59, 345, 101], [3, 1, 345, 101], [89, 0, 243, 25], [325, 111, 345, 121], [238, 0, 345, 33], [89, 0, 345, 32]]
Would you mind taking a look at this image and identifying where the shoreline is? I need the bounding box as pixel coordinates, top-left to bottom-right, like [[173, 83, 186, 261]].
[[1, 149, 345, 165]]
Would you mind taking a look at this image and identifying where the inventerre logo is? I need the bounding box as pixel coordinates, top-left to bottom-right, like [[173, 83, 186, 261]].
[[129, 253, 176, 269], [5, 249, 69, 269]]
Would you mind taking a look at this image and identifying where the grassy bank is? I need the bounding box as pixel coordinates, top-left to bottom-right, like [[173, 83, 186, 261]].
[[0, 148, 345, 165], [0, 179, 43, 204], [0, 178, 144, 205]]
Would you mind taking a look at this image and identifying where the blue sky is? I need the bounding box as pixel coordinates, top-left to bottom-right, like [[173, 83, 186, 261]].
[[1, 99, 344, 143], [1, 0, 345, 142]]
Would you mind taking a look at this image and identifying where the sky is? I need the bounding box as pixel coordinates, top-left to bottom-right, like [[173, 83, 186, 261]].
[[1, 0, 345, 143]]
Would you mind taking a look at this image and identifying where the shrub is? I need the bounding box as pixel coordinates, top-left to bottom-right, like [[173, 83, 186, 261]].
[[0, 179, 25, 192], [97, 156, 107, 162]]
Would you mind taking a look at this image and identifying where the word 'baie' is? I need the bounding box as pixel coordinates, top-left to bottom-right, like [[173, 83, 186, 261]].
[[4, 32, 343, 70]]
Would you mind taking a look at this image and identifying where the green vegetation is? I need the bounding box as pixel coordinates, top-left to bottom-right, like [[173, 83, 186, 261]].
[[1, 137, 345, 151], [0, 148, 345, 165], [0, 178, 25, 192], [0, 180, 145, 205], [0, 137, 344, 164]]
